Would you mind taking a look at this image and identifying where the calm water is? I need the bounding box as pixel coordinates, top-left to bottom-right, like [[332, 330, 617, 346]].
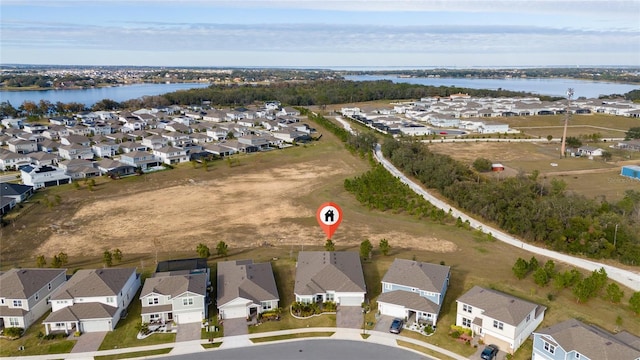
[[344, 75, 639, 99], [0, 82, 210, 107]]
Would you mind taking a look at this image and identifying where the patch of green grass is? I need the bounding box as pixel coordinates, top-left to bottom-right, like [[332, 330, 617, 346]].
[[99, 290, 176, 350], [396, 340, 456, 360], [0, 313, 76, 357], [94, 347, 172, 360], [250, 331, 334, 343], [201, 342, 223, 349]]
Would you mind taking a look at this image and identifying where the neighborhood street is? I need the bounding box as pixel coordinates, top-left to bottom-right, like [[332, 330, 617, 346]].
[[333, 116, 639, 291]]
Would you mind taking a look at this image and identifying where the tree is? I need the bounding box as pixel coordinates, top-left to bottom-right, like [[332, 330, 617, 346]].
[[573, 277, 597, 303], [533, 267, 550, 287], [512, 258, 529, 279], [196, 243, 210, 258], [359, 239, 373, 260], [51, 252, 68, 268], [604, 283, 624, 303], [379, 238, 391, 256], [625, 127, 640, 140], [36, 255, 46, 268], [103, 250, 113, 267], [113, 248, 123, 263], [324, 239, 335, 251], [472, 158, 492, 172], [565, 136, 582, 148], [528, 256, 539, 272], [216, 241, 229, 257], [546, 135, 553, 142], [630, 292, 640, 315]]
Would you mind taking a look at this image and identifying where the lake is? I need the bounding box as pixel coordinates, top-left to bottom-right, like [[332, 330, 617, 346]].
[[0, 82, 211, 107], [344, 75, 639, 99]]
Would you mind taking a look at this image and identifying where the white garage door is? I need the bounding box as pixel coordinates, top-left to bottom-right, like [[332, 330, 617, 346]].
[[175, 311, 202, 324], [81, 320, 111, 332], [338, 296, 363, 306], [220, 305, 247, 319], [378, 302, 406, 318]]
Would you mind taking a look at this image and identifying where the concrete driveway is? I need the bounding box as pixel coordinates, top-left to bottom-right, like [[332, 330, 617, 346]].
[[337, 306, 364, 329], [223, 318, 248, 337], [175, 322, 202, 342], [70, 331, 107, 353], [470, 345, 506, 360], [374, 315, 395, 333]]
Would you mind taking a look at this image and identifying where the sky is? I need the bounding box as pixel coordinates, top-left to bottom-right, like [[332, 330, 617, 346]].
[[1, 0, 639, 68]]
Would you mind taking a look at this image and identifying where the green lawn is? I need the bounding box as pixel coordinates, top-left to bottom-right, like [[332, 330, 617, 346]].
[[396, 340, 457, 360], [0, 313, 75, 357], [250, 331, 335, 343], [94, 347, 172, 360]]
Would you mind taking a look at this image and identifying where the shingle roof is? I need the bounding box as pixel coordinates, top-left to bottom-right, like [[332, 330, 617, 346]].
[[535, 319, 640, 360], [294, 252, 366, 296], [377, 290, 440, 314], [51, 268, 135, 300], [0, 268, 66, 299], [457, 286, 545, 326], [140, 273, 207, 298], [0, 183, 33, 197], [44, 302, 117, 323], [217, 260, 279, 307], [382, 258, 450, 293]]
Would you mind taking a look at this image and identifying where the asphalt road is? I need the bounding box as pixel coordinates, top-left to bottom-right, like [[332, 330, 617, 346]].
[[161, 339, 430, 360], [334, 116, 639, 291]]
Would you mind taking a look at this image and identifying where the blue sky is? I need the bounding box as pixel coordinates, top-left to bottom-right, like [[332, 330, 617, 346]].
[[1, 0, 639, 68]]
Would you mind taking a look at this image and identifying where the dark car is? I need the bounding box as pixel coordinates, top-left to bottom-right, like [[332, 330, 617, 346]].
[[480, 344, 499, 360], [389, 318, 403, 334]]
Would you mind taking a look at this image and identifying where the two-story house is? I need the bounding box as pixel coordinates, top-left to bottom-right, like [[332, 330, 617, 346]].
[[20, 165, 72, 189], [43, 268, 140, 334], [216, 260, 279, 320], [456, 286, 546, 354], [294, 251, 366, 307], [0, 268, 67, 331], [377, 259, 450, 326], [0, 150, 31, 171], [119, 151, 160, 170], [7, 139, 38, 154], [152, 146, 189, 165], [58, 144, 94, 160], [139, 272, 208, 325], [532, 319, 640, 360]]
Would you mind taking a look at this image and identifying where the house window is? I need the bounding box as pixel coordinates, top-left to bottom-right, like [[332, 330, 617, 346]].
[[0, 299, 4, 305], [55, 322, 65, 328], [463, 304, 472, 313], [261, 302, 272, 311], [35, 293, 39, 301], [326, 293, 334, 302], [13, 300, 22, 307], [384, 283, 391, 290], [462, 318, 471, 327], [48, 283, 52, 290], [150, 314, 160, 320], [183, 298, 193, 306], [9, 318, 19, 326], [574, 353, 580, 359], [543, 341, 555, 354], [493, 320, 504, 330], [148, 297, 159, 305], [526, 314, 531, 322], [107, 297, 114, 303]]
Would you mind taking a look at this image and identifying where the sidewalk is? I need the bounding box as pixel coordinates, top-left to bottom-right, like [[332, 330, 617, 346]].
[[0, 327, 468, 360]]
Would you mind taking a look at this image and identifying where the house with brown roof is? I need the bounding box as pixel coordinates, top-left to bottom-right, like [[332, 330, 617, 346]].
[[532, 318, 640, 360], [0, 268, 67, 331], [216, 260, 279, 320], [456, 286, 546, 354], [294, 251, 366, 307], [43, 268, 140, 334], [377, 259, 450, 326]]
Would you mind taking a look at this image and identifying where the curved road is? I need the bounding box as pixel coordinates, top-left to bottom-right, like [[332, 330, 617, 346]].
[[335, 116, 639, 291]]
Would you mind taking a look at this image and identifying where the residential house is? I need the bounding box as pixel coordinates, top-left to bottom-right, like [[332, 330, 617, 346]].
[[119, 151, 160, 170], [23, 123, 48, 134], [237, 135, 270, 150], [294, 251, 366, 306], [478, 121, 510, 134], [0, 183, 34, 204], [203, 143, 235, 157], [618, 139, 640, 151], [1, 196, 16, 216], [43, 268, 140, 334], [377, 259, 450, 326], [38, 139, 60, 153], [216, 260, 279, 320], [92, 142, 119, 158], [456, 286, 546, 354], [0, 150, 31, 171], [577, 146, 603, 157], [49, 116, 76, 126], [532, 319, 640, 360], [153, 146, 189, 165], [59, 159, 100, 179], [118, 142, 148, 154], [95, 159, 137, 177], [141, 135, 168, 150], [139, 272, 208, 325], [7, 139, 38, 154], [20, 165, 71, 189], [60, 135, 91, 147], [29, 152, 60, 167], [58, 144, 94, 160], [0, 268, 67, 330]]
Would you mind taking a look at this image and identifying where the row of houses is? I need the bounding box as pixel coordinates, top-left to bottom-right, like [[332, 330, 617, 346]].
[[1, 252, 638, 358]]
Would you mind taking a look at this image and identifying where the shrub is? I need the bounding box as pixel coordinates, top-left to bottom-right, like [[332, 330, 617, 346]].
[[3, 327, 23, 338]]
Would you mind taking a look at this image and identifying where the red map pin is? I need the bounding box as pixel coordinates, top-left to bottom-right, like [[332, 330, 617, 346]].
[[316, 202, 343, 239]]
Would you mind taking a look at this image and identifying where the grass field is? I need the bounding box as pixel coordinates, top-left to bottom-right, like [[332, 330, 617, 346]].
[[1, 113, 638, 359], [0, 312, 76, 357]]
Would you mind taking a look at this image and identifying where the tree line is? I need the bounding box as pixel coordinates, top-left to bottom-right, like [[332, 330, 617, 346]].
[[382, 139, 640, 264]]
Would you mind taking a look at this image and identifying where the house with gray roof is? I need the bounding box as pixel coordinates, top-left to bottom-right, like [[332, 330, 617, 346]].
[[217, 260, 279, 320], [377, 259, 450, 326], [0, 268, 67, 330], [294, 251, 366, 307], [140, 272, 208, 325], [532, 318, 640, 360], [456, 286, 546, 354], [43, 268, 140, 334]]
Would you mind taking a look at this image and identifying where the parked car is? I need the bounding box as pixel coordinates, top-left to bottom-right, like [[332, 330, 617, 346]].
[[480, 344, 499, 360], [389, 318, 403, 334]]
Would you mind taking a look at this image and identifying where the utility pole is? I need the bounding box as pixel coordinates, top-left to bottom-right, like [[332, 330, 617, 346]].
[[614, 223, 619, 248], [560, 88, 574, 158]]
